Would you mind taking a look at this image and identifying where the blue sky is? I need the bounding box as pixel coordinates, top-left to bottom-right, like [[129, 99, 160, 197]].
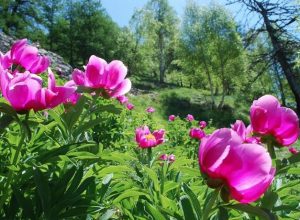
[[101, 0, 244, 27]]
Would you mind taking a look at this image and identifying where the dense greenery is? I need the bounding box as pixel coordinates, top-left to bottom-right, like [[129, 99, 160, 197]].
[[0, 1, 300, 219], [1, 0, 299, 113]]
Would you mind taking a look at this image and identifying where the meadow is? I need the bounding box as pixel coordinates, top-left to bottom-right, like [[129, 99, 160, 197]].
[[0, 39, 299, 219]]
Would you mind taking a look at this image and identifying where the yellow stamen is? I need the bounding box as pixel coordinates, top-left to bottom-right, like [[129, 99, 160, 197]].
[[145, 134, 156, 141]]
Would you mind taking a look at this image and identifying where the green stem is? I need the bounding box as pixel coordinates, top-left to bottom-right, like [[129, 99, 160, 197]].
[[147, 148, 152, 167], [0, 125, 26, 213], [267, 141, 276, 159], [203, 188, 220, 220], [160, 164, 165, 195]]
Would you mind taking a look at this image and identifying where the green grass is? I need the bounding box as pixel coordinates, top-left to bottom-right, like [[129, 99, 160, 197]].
[[129, 87, 250, 128]]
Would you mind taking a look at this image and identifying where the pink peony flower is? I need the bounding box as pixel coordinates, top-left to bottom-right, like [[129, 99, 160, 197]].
[[0, 67, 75, 111], [169, 115, 176, 121], [250, 95, 300, 146], [126, 103, 134, 110], [199, 128, 275, 203], [159, 154, 168, 161], [288, 147, 299, 155], [63, 80, 81, 105], [159, 154, 175, 163], [117, 95, 128, 104], [199, 121, 207, 129], [135, 125, 165, 148], [231, 120, 260, 144], [72, 55, 131, 98], [189, 127, 206, 140], [186, 114, 194, 122], [168, 154, 175, 163], [3, 39, 50, 74], [146, 107, 155, 113]]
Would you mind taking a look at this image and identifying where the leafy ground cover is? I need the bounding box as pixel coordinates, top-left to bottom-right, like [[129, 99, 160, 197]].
[[0, 39, 299, 220]]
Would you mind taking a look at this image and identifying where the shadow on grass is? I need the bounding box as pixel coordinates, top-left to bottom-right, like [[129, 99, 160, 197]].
[[160, 91, 249, 128]]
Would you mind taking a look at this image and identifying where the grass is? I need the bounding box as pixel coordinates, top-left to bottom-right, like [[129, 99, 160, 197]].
[[129, 87, 250, 128]]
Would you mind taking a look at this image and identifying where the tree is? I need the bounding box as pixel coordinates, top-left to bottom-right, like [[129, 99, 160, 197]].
[[180, 1, 245, 109], [0, 0, 43, 39], [130, 0, 178, 84], [49, 0, 120, 67], [228, 0, 300, 116]]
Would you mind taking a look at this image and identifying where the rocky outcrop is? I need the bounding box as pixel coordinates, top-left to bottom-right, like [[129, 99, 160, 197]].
[[0, 32, 72, 76]]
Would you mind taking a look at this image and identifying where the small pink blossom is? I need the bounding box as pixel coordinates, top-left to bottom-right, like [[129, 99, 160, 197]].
[[231, 120, 260, 144], [2, 39, 50, 74], [126, 103, 134, 110], [169, 115, 176, 121], [64, 80, 80, 105], [199, 121, 207, 129], [0, 67, 75, 111], [135, 125, 165, 148], [186, 114, 194, 122], [289, 147, 299, 155], [250, 95, 300, 146], [159, 154, 168, 161], [168, 154, 175, 163], [117, 95, 128, 104], [159, 154, 175, 163], [189, 128, 206, 140], [72, 55, 131, 98], [199, 128, 275, 203], [146, 107, 155, 113]]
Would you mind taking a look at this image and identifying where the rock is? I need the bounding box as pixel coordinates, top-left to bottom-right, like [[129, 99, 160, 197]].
[[0, 31, 73, 76]]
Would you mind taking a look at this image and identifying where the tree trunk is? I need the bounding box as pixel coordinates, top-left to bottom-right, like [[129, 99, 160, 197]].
[[218, 66, 226, 109], [274, 63, 286, 106], [257, 1, 300, 116], [158, 28, 165, 84]]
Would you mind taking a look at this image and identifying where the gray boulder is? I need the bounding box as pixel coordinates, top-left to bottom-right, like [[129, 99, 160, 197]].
[[0, 32, 72, 76]]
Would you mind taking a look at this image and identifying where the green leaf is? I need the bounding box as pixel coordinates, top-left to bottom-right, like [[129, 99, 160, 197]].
[[66, 151, 99, 160], [34, 169, 51, 216], [261, 190, 278, 210], [287, 153, 300, 164], [0, 115, 14, 133], [226, 204, 274, 220], [145, 201, 166, 220], [12, 188, 35, 219], [218, 207, 229, 220], [90, 103, 122, 115], [113, 190, 149, 204], [287, 167, 300, 175], [53, 167, 77, 203], [0, 101, 17, 116], [73, 118, 101, 137], [37, 142, 96, 162], [182, 183, 202, 219], [99, 209, 116, 220], [202, 189, 219, 220], [48, 109, 67, 137], [180, 195, 197, 220], [63, 96, 87, 131], [65, 167, 84, 195], [143, 166, 160, 192], [99, 174, 113, 202], [59, 207, 89, 218]]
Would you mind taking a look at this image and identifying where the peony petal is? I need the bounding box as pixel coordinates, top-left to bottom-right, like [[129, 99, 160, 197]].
[[72, 69, 86, 86], [220, 143, 274, 203], [86, 55, 107, 87], [110, 78, 131, 97], [273, 107, 300, 146], [105, 60, 127, 89]]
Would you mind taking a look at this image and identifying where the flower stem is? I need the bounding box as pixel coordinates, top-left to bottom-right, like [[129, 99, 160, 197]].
[[147, 148, 152, 167], [267, 141, 276, 159], [203, 188, 220, 220], [0, 124, 26, 213]]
